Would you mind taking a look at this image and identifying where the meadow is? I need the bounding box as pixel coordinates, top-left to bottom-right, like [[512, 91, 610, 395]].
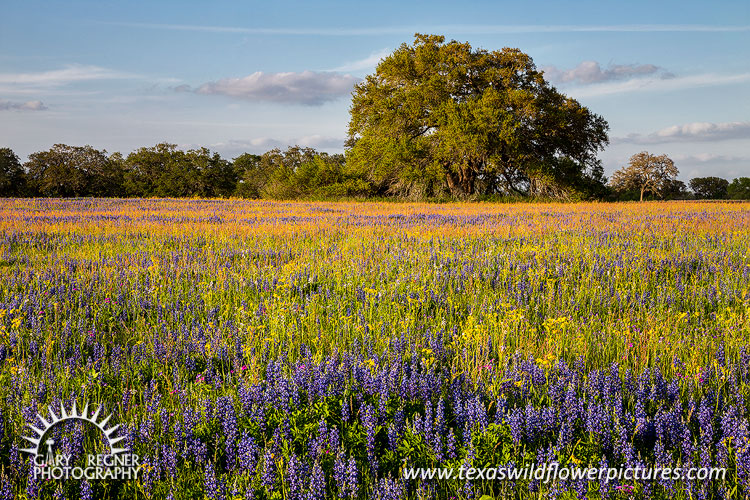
[[0, 198, 749, 499]]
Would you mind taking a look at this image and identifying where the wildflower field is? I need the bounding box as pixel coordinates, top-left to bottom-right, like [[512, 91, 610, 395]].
[[1, 198, 750, 500]]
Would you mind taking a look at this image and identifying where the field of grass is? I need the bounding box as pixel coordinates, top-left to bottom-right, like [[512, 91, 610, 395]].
[[1, 198, 749, 499]]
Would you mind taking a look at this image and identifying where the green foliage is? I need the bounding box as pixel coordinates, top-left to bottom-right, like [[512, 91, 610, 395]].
[[260, 146, 321, 199], [346, 34, 610, 199], [256, 146, 371, 199], [727, 177, 750, 200], [0, 147, 27, 196], [661, 179, 692, 200], [124, 143, 236, 198], [233, 153, 264, 198], [189, 148, 237, 197], [689, 176, 729, 200], [24, 144, 123, 197]]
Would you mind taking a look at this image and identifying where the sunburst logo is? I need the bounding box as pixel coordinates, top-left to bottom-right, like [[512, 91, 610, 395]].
[[20, 400, 140, 480], [21, 401, 128, 457]]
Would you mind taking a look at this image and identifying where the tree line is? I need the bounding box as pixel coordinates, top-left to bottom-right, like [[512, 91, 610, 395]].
[[0, 144, 367, 199], [2, 144, 747, 200], [1, 35, 748, 201]]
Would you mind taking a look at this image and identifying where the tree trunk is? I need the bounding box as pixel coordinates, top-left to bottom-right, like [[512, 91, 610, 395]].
[[640, 186, 645, 202], [461, 164, 476, 195], [446, 171, 463, 197]]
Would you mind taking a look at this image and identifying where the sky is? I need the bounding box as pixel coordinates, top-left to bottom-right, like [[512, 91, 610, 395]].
[[1, 0, 749, 180]]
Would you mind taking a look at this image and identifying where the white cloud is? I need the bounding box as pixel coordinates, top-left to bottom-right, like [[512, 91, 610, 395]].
[[543, 61, 670, 85], [0, 65, 134, 88], [192, 71, 359, 105], [330, 49, 390, 73], [566, 72, 750, 98], [674, 153, 748, 163], [0, 99, 47, 111], [616, 121, 750, 144]]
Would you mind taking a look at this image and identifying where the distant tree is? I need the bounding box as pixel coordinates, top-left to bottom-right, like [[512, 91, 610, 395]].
[[259, 147, 319, 199], [689, 176, 728, 199], [290, 152, 370, 198], [241, 146, 369, 199], [233, 153, 267, 198], [0, 148, 27, 196], [124, 144, 235, 197], [25, 144, 123, 197], [346, 34, 609, 199], [728, 177, 750, 200], [187, 148, 237, 197], [124, 143, 177, 197], [609, 152, 678, 201], [154, 147, 199, 197], [91, 151, 125, 197], [662, 179, 691, 200], [257, 146, 369, 199]]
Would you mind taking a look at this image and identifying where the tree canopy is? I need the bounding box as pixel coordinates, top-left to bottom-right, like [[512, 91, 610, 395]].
[[245, 147, 369, 199], [124, 143, 237, 198], [25, 144, 123, 197], [728, 177, 750, 200], [689, 176, 729, 200], [0, 148, 26, 197], [346, 34, 609, 199]]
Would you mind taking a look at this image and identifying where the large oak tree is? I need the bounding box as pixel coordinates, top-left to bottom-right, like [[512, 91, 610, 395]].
[[346, 34, 609, 198]]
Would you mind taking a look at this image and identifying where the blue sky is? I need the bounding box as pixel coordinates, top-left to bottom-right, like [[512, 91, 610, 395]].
[[1, 0, 749, 180]]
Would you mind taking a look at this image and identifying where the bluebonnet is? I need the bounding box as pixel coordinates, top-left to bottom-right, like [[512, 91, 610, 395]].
[[0, 476, 13, 500], [333, 452, 348, 497], [259, 447, 276, 492], [373, 476, 406, 500], [286, 453, 304, 500], [307, 460, 326, 500], [238, 431, 259, 472], [204, 461, 225, 500], [347, 456, 359, 499], [218, 396, 239, 468], [508, 407, 524, 444], [446, 428, 457, 460], [80, 481, 92, 500], [361, 402, 379, 475]]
